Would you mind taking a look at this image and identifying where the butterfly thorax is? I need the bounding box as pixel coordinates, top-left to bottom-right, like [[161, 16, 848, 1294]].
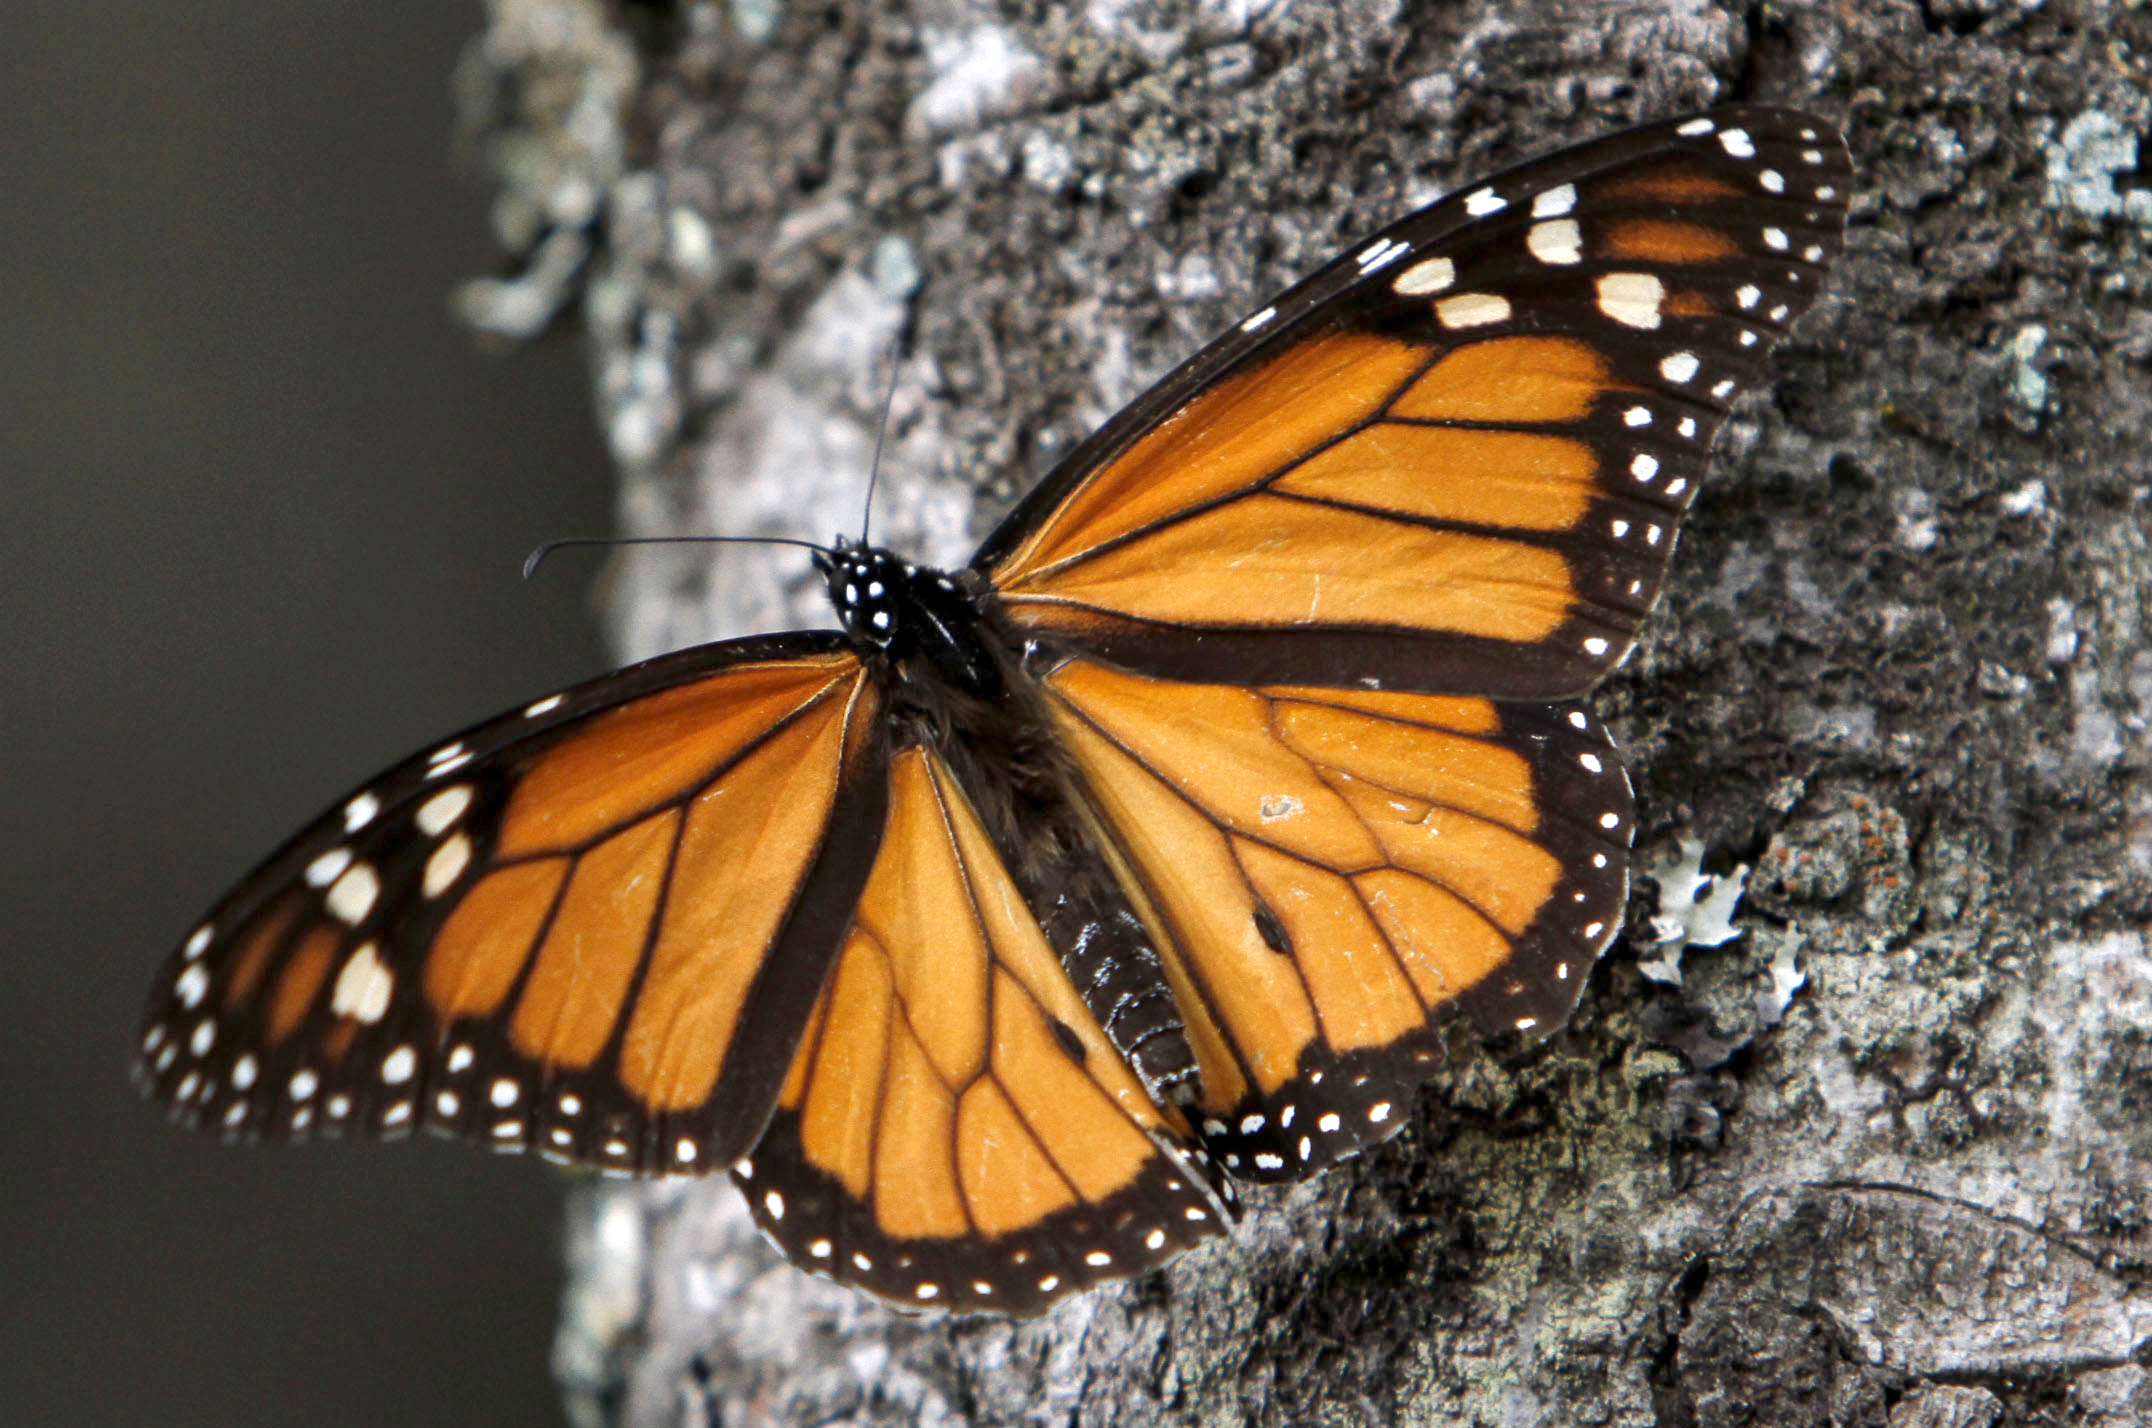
[[814, 541, 1001, 699]]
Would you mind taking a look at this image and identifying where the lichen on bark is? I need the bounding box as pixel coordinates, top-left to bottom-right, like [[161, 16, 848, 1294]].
[[458, 0, 2152, 1423]]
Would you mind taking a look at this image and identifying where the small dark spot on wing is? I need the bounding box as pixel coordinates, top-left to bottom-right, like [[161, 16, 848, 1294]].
[[1048, 1017, 1086, 1063]]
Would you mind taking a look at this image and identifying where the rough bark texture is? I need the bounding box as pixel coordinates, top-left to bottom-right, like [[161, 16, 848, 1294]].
[[457, 1, 2152, 1424]]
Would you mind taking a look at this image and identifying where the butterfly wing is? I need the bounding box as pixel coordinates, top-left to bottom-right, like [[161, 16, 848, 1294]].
[[977, 107, 1851, 699], [135, 635, 888, 1176], [736, 744, 1232, 1314], [1039, 658, 1630, 1179]]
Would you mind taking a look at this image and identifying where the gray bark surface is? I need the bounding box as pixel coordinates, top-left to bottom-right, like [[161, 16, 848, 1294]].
[[458, 1, 2152, 1423]]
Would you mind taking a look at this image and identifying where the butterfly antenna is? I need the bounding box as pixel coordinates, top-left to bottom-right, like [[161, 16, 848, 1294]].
[[859, 326, 907, 547], [521, 534, 833, 581]]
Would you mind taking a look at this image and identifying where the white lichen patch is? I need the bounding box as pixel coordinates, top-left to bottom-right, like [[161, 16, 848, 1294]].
[[1639, 838, 1749, 984], [1998, 479, 2047, 517], [1754, 931, 1808, 1029], [2045, 597, 2079, 665], [907, 26, 1044, 138], [1892, 486, 1938, 552], [2031, 932, 2152, 1144], [2007, 324, 2049, 417], [2044, 110, 2152, 226]]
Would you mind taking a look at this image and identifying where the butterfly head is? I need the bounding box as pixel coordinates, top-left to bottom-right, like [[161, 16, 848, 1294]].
[[813, 539, 1000, 695], [813, 540, 914, 651]]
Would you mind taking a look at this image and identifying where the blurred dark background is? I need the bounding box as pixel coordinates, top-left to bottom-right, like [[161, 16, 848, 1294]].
[[4, 6, 617, 1425]]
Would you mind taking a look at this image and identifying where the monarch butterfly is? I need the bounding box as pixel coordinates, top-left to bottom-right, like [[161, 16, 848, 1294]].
[[138, 107, 1849, 1315]]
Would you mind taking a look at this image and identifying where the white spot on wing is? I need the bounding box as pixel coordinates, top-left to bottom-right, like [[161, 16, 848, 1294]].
[[1356, 237, 1407, 273], [1597, 272, 1664, 329], [1531, 182, 1576, 217], [304, 847, 353, 888], [343, 794, 380, 832], [415, 786, 473, 836], [1436, 293, 1510, 329], [325, 863, 380, 925], [1392, 256, 1454, 296], [426, 752, 472, 779], [1527, 219, 1582, 265], [175, 962, 210, 1010], [422, 833, 472, 898], [1463, 187, 1505, 216], [330, 943, 393, 1024]]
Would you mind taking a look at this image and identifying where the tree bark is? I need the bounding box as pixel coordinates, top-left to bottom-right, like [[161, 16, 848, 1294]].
[[459, 1, 2152, 1423]]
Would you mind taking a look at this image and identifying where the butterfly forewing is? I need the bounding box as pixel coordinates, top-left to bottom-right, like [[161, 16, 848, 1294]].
[[981, 107, 1851, 700], [1040, 660, 1631, 1179], [135, 636, 887, 1175], [736, 746, 1231, 1313]]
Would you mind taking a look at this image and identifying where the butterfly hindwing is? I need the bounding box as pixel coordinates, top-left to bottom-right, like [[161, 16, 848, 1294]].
[[1040, 659, 1632, 1179], [736, 746, 1231, 1314], [135, 636, 888, 1175], [981, 107, 1851, 701]]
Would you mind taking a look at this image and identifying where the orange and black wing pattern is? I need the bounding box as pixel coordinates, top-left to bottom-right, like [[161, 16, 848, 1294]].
[[737, 746, 1231, 1313], [1042, 659, 1631, 1179], [135, 636, 887, 1176], [978, 107, 1851, 700]]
